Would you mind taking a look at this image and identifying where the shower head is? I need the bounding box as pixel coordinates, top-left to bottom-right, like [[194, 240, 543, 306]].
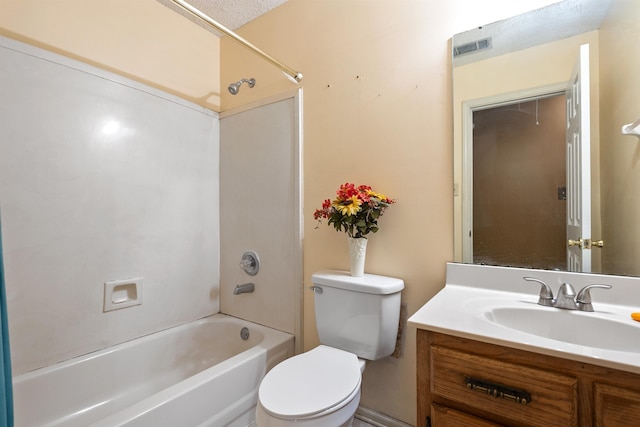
[[228, 78, 256, 95]]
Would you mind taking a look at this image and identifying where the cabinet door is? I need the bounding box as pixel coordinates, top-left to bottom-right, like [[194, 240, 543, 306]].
[[595, 383, 640, 426], [430, 345, 579, 426], [431, 403, 503, 427]]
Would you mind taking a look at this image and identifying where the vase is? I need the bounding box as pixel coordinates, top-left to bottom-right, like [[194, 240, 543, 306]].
[[347, 236, 367, 277]]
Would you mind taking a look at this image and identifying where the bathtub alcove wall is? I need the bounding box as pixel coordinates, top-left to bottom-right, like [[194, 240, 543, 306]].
[[0, 34, 302, 383], [0, 35, 220, 375], [219, 92, 303, 352]]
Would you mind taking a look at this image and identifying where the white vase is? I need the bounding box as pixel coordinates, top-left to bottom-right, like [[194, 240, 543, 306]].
[[347, 236, 368, 277]]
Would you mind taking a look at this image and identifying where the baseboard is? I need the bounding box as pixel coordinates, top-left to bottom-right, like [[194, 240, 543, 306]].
[[355, 406, 413, 427]]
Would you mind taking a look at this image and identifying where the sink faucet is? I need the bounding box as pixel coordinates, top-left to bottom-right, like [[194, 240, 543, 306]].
[[555, 282, 578, 310], [523, 277, 611, 311], [233, 282, 255, 295]]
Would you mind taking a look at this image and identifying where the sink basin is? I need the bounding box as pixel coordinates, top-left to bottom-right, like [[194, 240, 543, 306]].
[[408, 263, 640, 373], [485, 306, 640, 352]]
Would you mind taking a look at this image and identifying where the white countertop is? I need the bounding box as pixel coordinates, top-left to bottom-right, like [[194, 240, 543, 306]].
[[408, 263, 640, 374]]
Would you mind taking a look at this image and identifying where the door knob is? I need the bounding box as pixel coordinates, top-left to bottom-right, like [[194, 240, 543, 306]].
[[567, 238, 583, 248], [568, 239, 604, 249], [585, 239, 604, 249]]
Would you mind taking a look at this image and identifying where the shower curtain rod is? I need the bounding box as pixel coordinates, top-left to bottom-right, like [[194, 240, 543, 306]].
[[169, 0, 303, 83]]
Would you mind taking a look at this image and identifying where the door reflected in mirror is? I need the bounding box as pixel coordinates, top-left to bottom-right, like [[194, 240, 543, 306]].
[[473, 95, 567, 270]]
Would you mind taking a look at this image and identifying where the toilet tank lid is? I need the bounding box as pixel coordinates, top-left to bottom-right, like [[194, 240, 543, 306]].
[[312, 270, 404, 294]]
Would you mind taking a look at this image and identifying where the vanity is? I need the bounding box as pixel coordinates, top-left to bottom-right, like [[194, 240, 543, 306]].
[[409, 263, 640, 427], [425, 0, 640, 424]]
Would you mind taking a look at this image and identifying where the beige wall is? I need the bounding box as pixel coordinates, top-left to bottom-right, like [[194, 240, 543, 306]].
[[218, 1, 516, 424], [0, 0, 221, 110], [599, 0, 640, 275]]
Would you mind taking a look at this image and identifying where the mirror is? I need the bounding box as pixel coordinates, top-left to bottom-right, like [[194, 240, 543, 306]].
[[453, 0, 640, 277]]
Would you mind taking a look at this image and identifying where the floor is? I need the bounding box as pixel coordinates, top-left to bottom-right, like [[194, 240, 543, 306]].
[[353, 418, 377, 427]]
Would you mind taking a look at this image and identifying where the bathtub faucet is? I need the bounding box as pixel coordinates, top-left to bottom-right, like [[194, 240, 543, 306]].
[[233, 282, 255, 295]]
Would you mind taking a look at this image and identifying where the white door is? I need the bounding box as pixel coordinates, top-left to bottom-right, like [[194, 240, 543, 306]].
[[566, 44, 591, 272]]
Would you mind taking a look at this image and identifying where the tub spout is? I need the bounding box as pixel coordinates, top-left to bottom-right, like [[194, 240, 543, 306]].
[[233, 283, 255, 295]]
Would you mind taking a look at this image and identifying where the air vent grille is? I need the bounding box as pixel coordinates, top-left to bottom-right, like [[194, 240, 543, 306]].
[[453, 37, 492, 58]]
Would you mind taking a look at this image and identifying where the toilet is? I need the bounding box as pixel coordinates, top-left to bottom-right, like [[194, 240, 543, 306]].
[[256, 270, 404, 427]]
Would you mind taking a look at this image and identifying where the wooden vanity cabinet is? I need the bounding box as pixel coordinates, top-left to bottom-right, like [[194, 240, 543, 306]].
[[417, 329, 640, 427]]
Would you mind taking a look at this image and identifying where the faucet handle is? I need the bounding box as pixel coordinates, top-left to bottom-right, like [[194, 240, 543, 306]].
[[576, 284, 612, 312], [523, 277, 554, 306], [239, 251, 260, 276]]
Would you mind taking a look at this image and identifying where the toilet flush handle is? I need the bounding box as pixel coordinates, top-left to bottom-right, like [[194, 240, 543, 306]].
[[309, 286, 323, 294]]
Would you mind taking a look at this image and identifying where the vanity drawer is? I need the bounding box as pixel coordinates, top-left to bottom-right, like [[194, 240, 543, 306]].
[[431, 403, 502, 427], [430, 345, 579, 427]]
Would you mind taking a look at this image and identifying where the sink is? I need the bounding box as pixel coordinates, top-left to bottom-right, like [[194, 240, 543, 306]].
[[408, 263, 640, 374], [485, 306, 640, 353]]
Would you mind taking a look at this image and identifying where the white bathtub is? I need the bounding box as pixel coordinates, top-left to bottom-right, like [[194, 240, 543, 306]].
[[12, 314, 294, 427]]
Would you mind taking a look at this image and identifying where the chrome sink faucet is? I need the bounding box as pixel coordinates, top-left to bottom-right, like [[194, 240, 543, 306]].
[[523, 277, 611, 312], [555, 282, 579, 310]]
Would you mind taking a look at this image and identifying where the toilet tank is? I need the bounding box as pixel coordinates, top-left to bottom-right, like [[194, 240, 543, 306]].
[[311, 270, 404, 360]]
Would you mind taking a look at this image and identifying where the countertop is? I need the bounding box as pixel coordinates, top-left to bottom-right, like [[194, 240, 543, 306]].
[[408, 262, 640, 374]]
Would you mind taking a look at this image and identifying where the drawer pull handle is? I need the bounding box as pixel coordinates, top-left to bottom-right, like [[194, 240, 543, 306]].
[[465, 377, 531, 405]]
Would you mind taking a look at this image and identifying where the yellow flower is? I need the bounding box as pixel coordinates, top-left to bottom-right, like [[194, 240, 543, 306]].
[[333, 196, 362, 216], [366, 189, 387, 200]]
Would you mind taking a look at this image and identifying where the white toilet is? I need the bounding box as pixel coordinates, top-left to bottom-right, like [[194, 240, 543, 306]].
[[256, 270, 404, 427]]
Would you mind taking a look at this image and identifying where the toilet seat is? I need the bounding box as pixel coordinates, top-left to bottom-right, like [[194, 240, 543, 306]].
[[258, 345, 362, 420]]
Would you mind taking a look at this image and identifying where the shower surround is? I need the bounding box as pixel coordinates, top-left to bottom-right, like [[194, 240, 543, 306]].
[[0, 31, 302, 384], [219, 91, 303, 346], [0, 36, 220, 375]]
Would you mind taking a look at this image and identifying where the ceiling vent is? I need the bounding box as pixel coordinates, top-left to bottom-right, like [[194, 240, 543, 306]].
[[453, 37, 492, 58]]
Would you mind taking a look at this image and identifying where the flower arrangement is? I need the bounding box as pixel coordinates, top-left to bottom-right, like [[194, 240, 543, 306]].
[[313, 182, 396, 239]]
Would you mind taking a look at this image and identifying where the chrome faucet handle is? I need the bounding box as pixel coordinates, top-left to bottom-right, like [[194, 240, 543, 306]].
[[239, 251, 260, 276], [576, 284, 612, 312], [523, 277, 554, 306]]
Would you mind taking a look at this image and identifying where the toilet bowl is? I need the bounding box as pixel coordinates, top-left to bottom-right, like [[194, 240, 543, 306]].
[[255, 346, 364, 426], [256, 270, 404, 426]]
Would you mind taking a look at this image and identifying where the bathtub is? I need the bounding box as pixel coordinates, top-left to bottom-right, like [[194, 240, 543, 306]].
[[12, 314, 294, 427]]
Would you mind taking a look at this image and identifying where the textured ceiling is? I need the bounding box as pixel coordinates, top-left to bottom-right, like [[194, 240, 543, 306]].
[[452, 0, 611, 66], [157, 0, 288, 34]]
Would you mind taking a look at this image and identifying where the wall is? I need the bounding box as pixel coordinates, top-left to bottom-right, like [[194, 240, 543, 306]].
[[0, 37, 220, 374], [599, 0, 640, 276], [220, 3, 455, 423], [453, 31, 602, 272], [219, 1, 555, 424], [0, 0, 221, 110], [219, 93, 302, 343]]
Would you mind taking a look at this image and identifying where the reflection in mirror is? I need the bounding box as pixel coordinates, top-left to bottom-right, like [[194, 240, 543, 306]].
[[452, 0, 640, 277], [473, 95, 566, 271]]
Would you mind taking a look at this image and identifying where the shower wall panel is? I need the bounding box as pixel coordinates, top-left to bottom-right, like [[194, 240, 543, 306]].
[[0, 36, 220, 374], [219, 95, 302, 339]]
